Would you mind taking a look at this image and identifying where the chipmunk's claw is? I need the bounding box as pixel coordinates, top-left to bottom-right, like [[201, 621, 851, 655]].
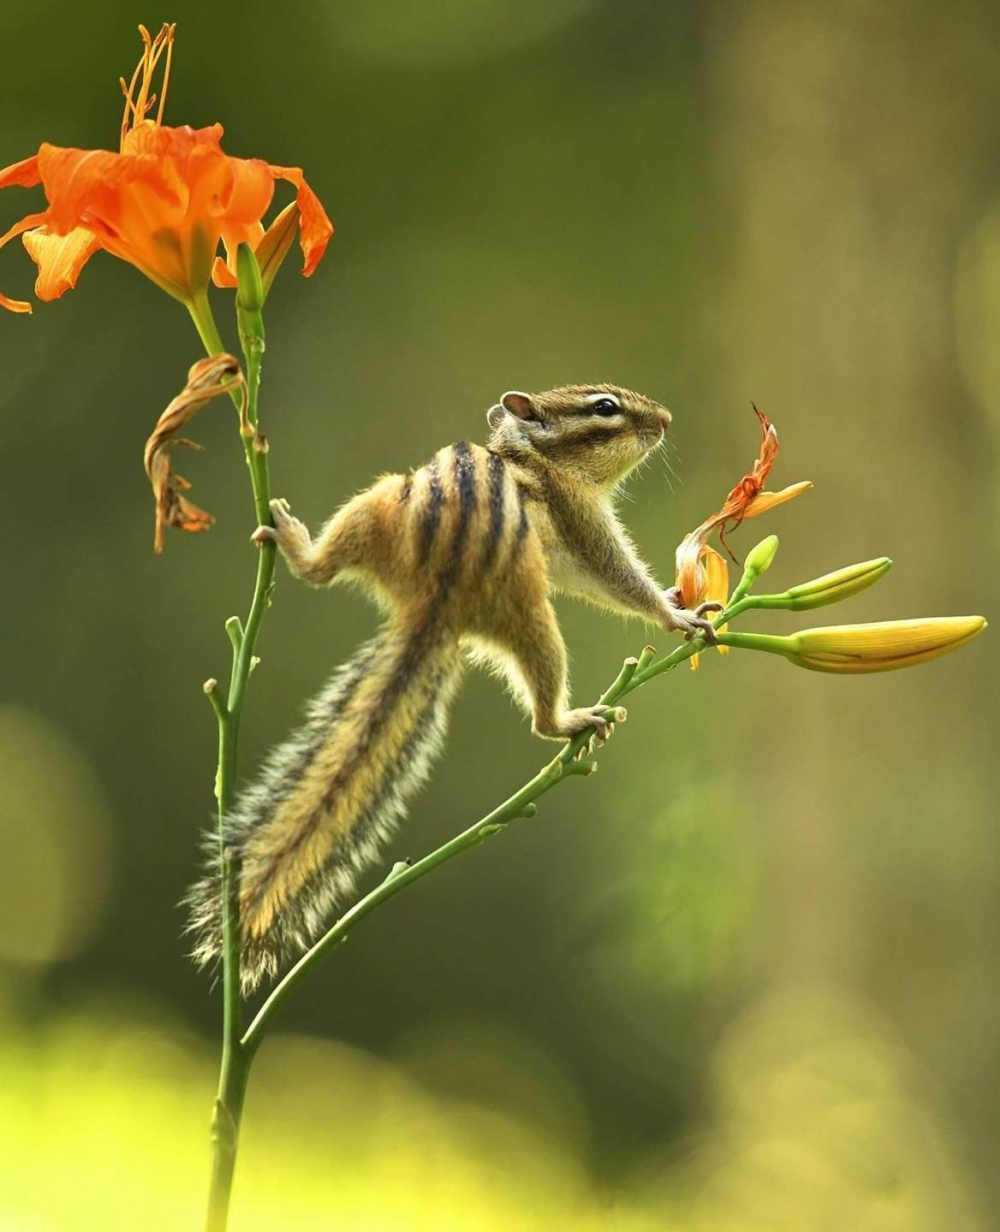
[[536, 704, 625, 745], [665, 589, 723, 644], [687, 614, 719, 644]]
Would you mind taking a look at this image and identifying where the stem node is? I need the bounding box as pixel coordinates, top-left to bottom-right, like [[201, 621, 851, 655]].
[[204, 678, 228, 722], [225, 617, 244, 652]]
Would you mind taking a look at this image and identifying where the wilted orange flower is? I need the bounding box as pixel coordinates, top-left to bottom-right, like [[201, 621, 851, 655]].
[[0, 24, 332, 314], [144, 353, 247, 553], [676, 407, 811, 610], [675, 406, 811, 666]]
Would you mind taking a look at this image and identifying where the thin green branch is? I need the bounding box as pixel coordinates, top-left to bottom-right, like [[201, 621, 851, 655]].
[[225, 616, 244, 654]]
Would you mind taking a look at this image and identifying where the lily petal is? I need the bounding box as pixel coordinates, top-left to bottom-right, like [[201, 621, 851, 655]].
[[210, 257, 237, 289], [690, 544, 730, 670], [23, 226, 103, 300], [745, 481, 813, 518], [0, 210, 49, 312], [269, 165, 334, 276], [703, 544, 730, 657], [702, 544, 730, 609], [0, 154, 41, 190], [0, 289, 32, 314]]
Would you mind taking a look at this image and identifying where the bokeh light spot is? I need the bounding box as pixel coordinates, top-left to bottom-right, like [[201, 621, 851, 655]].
[[0, 706, 113, 968]]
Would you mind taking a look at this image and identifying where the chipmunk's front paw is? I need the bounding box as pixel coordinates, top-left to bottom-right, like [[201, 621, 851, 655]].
[[251, 498, 308, 549]]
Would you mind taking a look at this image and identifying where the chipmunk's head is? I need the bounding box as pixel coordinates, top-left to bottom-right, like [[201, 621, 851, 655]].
[[486, 384, 671, 487]]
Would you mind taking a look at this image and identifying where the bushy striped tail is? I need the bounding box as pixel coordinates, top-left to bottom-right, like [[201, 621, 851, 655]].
[[187, 617, 464, 991]]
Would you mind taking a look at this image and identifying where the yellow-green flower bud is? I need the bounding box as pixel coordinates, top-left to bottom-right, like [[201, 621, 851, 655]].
[[726, 535, 778, 606], [236, 243, 264, 315], [745, 534, 779, 580], [766, 557, 893, 611], [719, 616, 986, 673]]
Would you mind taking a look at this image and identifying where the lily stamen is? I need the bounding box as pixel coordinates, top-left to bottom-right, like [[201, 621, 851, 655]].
[[120, 23, 176, 146], [156, 29, 175, 125]]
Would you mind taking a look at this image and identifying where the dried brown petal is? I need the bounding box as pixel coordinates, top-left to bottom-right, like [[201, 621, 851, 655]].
[[143, 354, 247, 553]]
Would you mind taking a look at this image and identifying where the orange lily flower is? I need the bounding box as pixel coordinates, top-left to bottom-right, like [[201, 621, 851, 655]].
[[675, 406, 811, 666], [0, 24, 332, 315]]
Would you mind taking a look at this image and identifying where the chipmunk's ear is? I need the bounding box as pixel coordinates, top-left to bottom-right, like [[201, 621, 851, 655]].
[[487, 390, 541, 430], [500, 391, 540, 421]]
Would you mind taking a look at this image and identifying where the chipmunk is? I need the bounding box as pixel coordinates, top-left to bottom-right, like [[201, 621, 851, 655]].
[[188, 384, 718, 990]]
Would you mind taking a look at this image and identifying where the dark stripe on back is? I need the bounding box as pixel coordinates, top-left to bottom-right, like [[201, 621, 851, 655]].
[[399, 475, 412, 504], [482, 450, 506, 572], [440, 443, 476, 592], [453, 441, 475, 517], [453, 442, 476, 530], [515, 482, 531, 546], [418, 456, 443, 564]]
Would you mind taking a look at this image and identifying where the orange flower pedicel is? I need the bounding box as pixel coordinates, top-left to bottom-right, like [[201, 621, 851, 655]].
[[0, 24, 332, 317]]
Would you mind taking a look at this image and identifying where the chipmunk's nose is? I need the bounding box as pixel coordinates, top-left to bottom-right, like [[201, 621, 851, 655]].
[[657, 407, 672, 429]]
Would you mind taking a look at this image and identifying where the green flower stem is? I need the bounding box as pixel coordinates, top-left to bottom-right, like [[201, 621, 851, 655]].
[[713, 630, 794, 658], [239, 613, 730, 1056], [189, 284, 275, 1232]]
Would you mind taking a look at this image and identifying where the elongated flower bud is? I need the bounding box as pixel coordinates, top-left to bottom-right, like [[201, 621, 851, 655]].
[[236, 242, 264, 315], [718, 616, 986, 673], [256, 203, 300, 299], [753, 557, 892, 612]]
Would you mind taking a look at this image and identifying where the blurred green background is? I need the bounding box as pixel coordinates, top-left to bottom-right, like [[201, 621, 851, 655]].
[[1, 1, 998, 1227]]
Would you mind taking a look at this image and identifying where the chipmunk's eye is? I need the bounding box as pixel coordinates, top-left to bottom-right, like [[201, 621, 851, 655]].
[[591, 398, 620, 416]]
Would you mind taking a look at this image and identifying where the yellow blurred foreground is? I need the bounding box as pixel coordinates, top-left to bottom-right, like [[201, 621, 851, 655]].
[[0, 983, 982, 1231]]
